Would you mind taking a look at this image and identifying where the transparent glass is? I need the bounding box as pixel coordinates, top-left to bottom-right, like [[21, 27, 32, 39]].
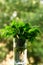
[[13, 38, 27, 65]]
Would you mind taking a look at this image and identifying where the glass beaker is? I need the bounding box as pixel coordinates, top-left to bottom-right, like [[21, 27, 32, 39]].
[[13, 38, 27, 65]]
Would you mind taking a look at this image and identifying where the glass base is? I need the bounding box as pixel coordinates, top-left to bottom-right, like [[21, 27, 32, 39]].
[[14, 61, 25, 65]]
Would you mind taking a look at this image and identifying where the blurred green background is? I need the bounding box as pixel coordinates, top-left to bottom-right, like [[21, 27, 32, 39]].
[[0, 0, 43, 65]]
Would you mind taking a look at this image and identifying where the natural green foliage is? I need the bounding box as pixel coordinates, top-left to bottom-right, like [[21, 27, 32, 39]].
[[1, 19, 39, 43], [0, 0, 40, 28]]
